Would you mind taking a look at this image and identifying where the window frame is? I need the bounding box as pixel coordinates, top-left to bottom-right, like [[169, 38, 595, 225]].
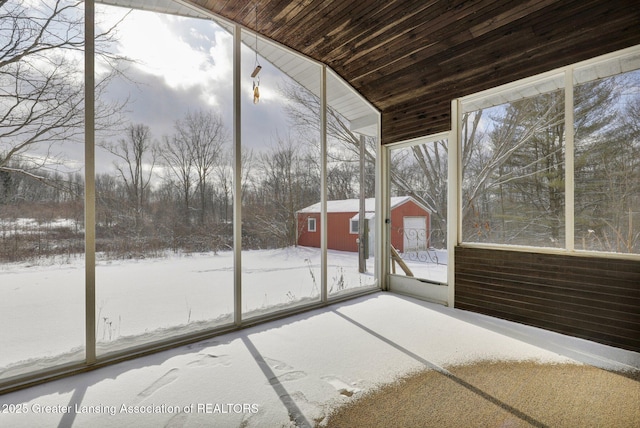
[[0, 1, 383, 394], [350, 218, 359, 234], [455, 44, 640, 261]]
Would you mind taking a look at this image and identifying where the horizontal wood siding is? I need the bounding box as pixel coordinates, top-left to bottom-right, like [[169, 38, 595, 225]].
[[455, 246, 640, 352], [297, 213, 321, 248], [297, 212, 358, 251], [327, 212, 358, 252]]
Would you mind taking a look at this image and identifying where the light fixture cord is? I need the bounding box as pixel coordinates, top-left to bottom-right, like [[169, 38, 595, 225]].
[[254, 5, 260, 69], [252, 4, 261, 104]]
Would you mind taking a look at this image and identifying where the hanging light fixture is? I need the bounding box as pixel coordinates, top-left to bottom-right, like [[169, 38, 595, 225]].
[[252, 5, 261, 104]]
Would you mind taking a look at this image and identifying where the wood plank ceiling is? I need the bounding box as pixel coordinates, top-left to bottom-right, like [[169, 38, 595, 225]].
[[188, 0, 640, 144]]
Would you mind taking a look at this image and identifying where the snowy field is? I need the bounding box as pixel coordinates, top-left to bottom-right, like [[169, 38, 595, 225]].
[[1, 246, 398, 378], [1, 293, 638, 428]]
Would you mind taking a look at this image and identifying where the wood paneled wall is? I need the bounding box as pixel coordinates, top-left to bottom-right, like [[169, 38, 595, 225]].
[[455, 246, 640, 352]]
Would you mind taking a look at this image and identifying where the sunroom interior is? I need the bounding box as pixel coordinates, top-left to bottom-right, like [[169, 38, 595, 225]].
[[1, 0, 639, 404]]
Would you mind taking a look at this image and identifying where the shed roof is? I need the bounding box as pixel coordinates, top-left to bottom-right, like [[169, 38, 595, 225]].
[[298, 196, 418, 214]]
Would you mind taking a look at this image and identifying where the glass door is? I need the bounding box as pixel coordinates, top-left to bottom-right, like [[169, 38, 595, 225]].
[[387, 134, 449, 303]]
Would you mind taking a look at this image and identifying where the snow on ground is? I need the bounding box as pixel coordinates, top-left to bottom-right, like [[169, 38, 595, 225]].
[[0, 247, 377, 376], [0, 245, 446, 377], [1, 293, 638, 428], [0, 217, 82, 235], [2, 247, 637, 427], [398, 249, 448, 283]]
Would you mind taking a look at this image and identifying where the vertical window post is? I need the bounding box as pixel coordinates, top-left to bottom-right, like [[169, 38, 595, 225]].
[[564, 68, 575, 252], [448, 100, 460, 307], [84, 0, 96, 365], [320, 65, 327, 303], [233, 24, 242, 325]]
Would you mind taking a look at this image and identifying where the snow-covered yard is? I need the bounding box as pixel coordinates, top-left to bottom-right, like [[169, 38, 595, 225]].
[[1, 246, 386, 378]]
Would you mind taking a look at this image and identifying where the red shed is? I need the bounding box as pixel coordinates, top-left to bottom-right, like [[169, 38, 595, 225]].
[[296, 196, 430, 253]]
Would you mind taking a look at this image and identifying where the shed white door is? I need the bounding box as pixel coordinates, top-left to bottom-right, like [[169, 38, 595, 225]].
[[403, 216, 427, 252]]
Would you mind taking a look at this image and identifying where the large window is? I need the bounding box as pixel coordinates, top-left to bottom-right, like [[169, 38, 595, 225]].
[[240, 29, 322, 319], [388, 137, 448, 285], [459, 47, 640, 256], [0, 0, 86, 380], [93, 7, 235, 356], [325, 70, 378, 296], [573, 59, 640, 254], [0, 1, 380, 391]]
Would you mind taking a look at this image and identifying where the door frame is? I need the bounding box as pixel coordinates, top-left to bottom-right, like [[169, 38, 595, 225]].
[[383, 130, 456, 306]]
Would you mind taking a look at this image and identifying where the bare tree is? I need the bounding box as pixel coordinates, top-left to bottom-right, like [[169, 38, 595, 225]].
[[161, 110, 227, 225], [95, 172, 122, 228], [246, 135, 319, 248], [0, 0, 126, 187], [100, 124, 156, 228], [460, 95, 567, 244], [460, 78, 629, 246], [176, 110, 227, 224], [327, 161, 357, 200], [213, 150, 233, 223], [160, 131, 194, 224], [210, 148, 261, 226], [282, 81, 379, 200], [389, 140, 449, 248]]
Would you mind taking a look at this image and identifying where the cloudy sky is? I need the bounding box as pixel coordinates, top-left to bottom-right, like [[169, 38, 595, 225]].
[[93, 5, 303, 172]]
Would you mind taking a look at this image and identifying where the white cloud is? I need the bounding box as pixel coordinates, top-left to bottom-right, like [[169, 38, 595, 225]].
[[96, 8, 233, 103], [94, 4, 297, 152], [117, 13, 208, 88]]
